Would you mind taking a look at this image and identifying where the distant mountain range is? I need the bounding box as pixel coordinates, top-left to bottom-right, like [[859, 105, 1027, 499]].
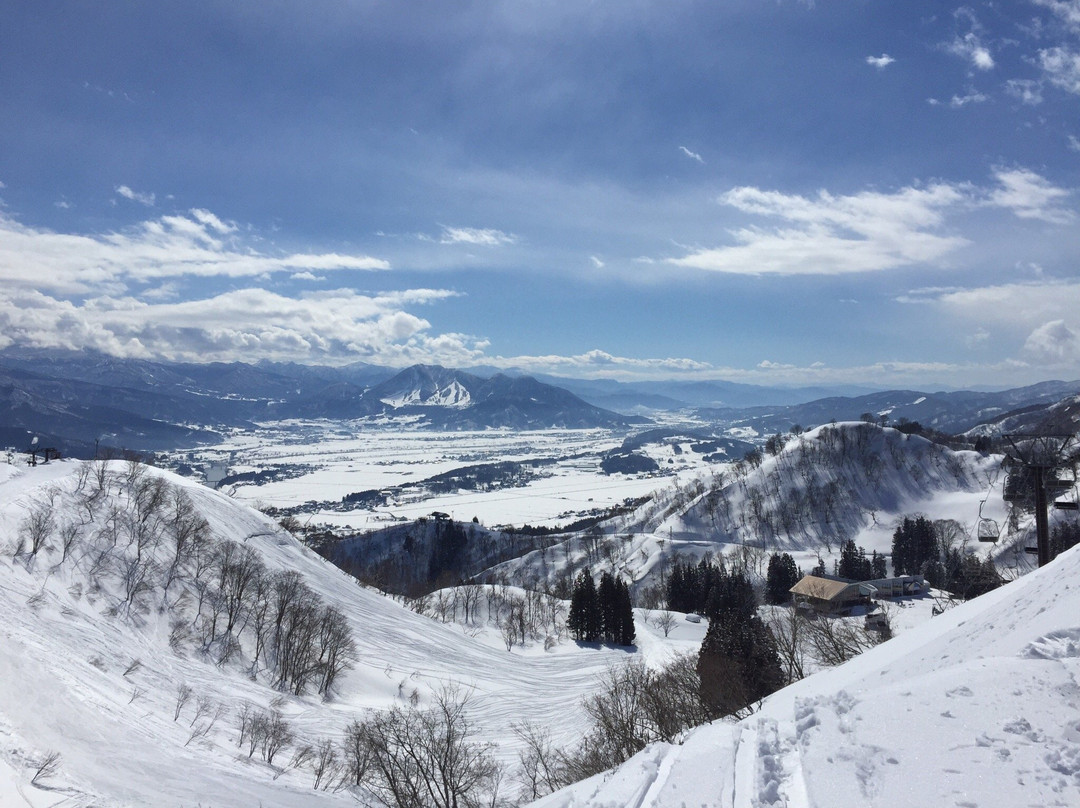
[[0, 352, 641, 455], [1, 349, 1077, 457], [277, 364, 646, 429], [700, 381, 1080, 436]]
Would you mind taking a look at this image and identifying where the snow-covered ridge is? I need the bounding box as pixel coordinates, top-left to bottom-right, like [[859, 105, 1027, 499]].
[[531, 540, 1080, 807], [0, 460, 643, 805], [380, 378, 473, 409]]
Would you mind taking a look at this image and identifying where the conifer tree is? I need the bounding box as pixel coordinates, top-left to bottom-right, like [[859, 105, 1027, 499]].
[[696, 569, 782, 717], [568, 569, 600, 642], [765, 553, 800, 605]]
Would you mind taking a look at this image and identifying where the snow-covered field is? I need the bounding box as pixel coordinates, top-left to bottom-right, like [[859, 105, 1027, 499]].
[[179, 422, 715, 531]]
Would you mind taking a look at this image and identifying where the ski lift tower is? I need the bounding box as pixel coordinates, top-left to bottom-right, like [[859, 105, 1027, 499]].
[[1002, 433, 1078, 568]]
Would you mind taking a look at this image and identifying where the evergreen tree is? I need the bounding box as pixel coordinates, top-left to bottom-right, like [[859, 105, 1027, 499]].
[[615, 578, 636, 646], [598, 572, 619, 644], [891, 515, 938, 576], [568, 569, 600, 642], [870, 550, 887, 579], [764, 553, 800, 605], [703, 568, 756, 622], [697, 610, 783, 718]]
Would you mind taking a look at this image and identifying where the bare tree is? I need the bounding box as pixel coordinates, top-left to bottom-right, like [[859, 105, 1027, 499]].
[[19, 499, 55, 557], [309, 737, 341, 790], [59, 521, 80, 563], [804, 613, 879, 667], [31, 751, 61, 786], [512, 721, 569, 800], [765, 607, 808, 683], [651, 610, 677, 638], [261, 710, 293, 765], [174, 683, 193, 721], [358, 687, 502, 808]]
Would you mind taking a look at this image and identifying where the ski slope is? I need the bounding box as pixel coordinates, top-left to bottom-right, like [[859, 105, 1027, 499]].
[[531, 540, 1080, 807], [0, 460, 659, 806]]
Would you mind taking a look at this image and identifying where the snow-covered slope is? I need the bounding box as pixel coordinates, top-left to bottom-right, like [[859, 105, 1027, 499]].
[[490, 423, 1003, 598], [0, 460, 645, 806], [531, 540, 1080, 807]]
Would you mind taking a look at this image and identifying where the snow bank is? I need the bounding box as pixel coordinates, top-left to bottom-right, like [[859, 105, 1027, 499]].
[[530, 541, 1080, 807]]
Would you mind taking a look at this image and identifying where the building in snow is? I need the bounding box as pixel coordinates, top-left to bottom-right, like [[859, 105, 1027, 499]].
[[791, 574, 925, 615]]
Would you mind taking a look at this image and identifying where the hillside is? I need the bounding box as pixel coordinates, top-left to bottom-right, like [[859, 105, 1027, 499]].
[[488, 422, 1002, 599], [0, 460, 654, 806], [530, 538, 1080, 808]]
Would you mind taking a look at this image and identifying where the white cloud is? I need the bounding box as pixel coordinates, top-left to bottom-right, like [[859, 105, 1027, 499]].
[[666, 182, 969, 275], [919, 280, 1080, 333], [1005, 79, 1043, 105], [115, 185, 156, 207], [500, 349, 712, 379], [589, 255, 605, 268], [290, 271, 325, 281], [1034, 0, 1080, 32], [947, 33, 995, 70], [1039, 46, 1080, 94], [678, 146, 705, 163], [0, 287, 482, 367], [988, 168, 1074, 224], [438, 225, 517, 246], [1069, 134, 1080, 151], [0, 208, 390, 296], [949, 90, 989, 107], [189, 208, 236, 234], [1022, 320, 1080, 363], [865, 54, 895, 69]]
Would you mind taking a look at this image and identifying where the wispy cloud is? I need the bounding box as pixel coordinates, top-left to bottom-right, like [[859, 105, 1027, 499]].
[[1005, 79, 1043, 105], [949, 90, 989, 107], [988, 167, 1074, 224], [115, 185, 156, 207], [0, 208, 390, 296], [664, 169, 1074, 276], [1039, 46, 1080, 94], [865, 54, 895, 69], [438, 225, 517, 246], [1034, 0, 1080, 32], [946, 31, 994, 71], [678, 146, 705, 163], [910, 280, 1080, 334], [666, 182, 969, 275]]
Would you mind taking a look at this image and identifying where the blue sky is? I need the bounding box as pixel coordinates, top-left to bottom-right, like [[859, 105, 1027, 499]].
[[2, 1, 1080, 388]]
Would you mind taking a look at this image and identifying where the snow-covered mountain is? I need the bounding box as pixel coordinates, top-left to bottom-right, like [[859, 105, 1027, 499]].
[[0, 459, 651, 805], [530, 539, 1080, 808], [967, 393, 1080, 439], [285, 365, 645, 429], [702, 381, 1080, 436]]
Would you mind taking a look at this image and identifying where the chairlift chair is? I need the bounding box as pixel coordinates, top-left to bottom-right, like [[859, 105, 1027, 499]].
[[977, 518, 1000, 543]]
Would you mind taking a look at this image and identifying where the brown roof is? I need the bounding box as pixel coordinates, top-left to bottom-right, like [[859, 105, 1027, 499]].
[[789, 575, 859, 602]]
